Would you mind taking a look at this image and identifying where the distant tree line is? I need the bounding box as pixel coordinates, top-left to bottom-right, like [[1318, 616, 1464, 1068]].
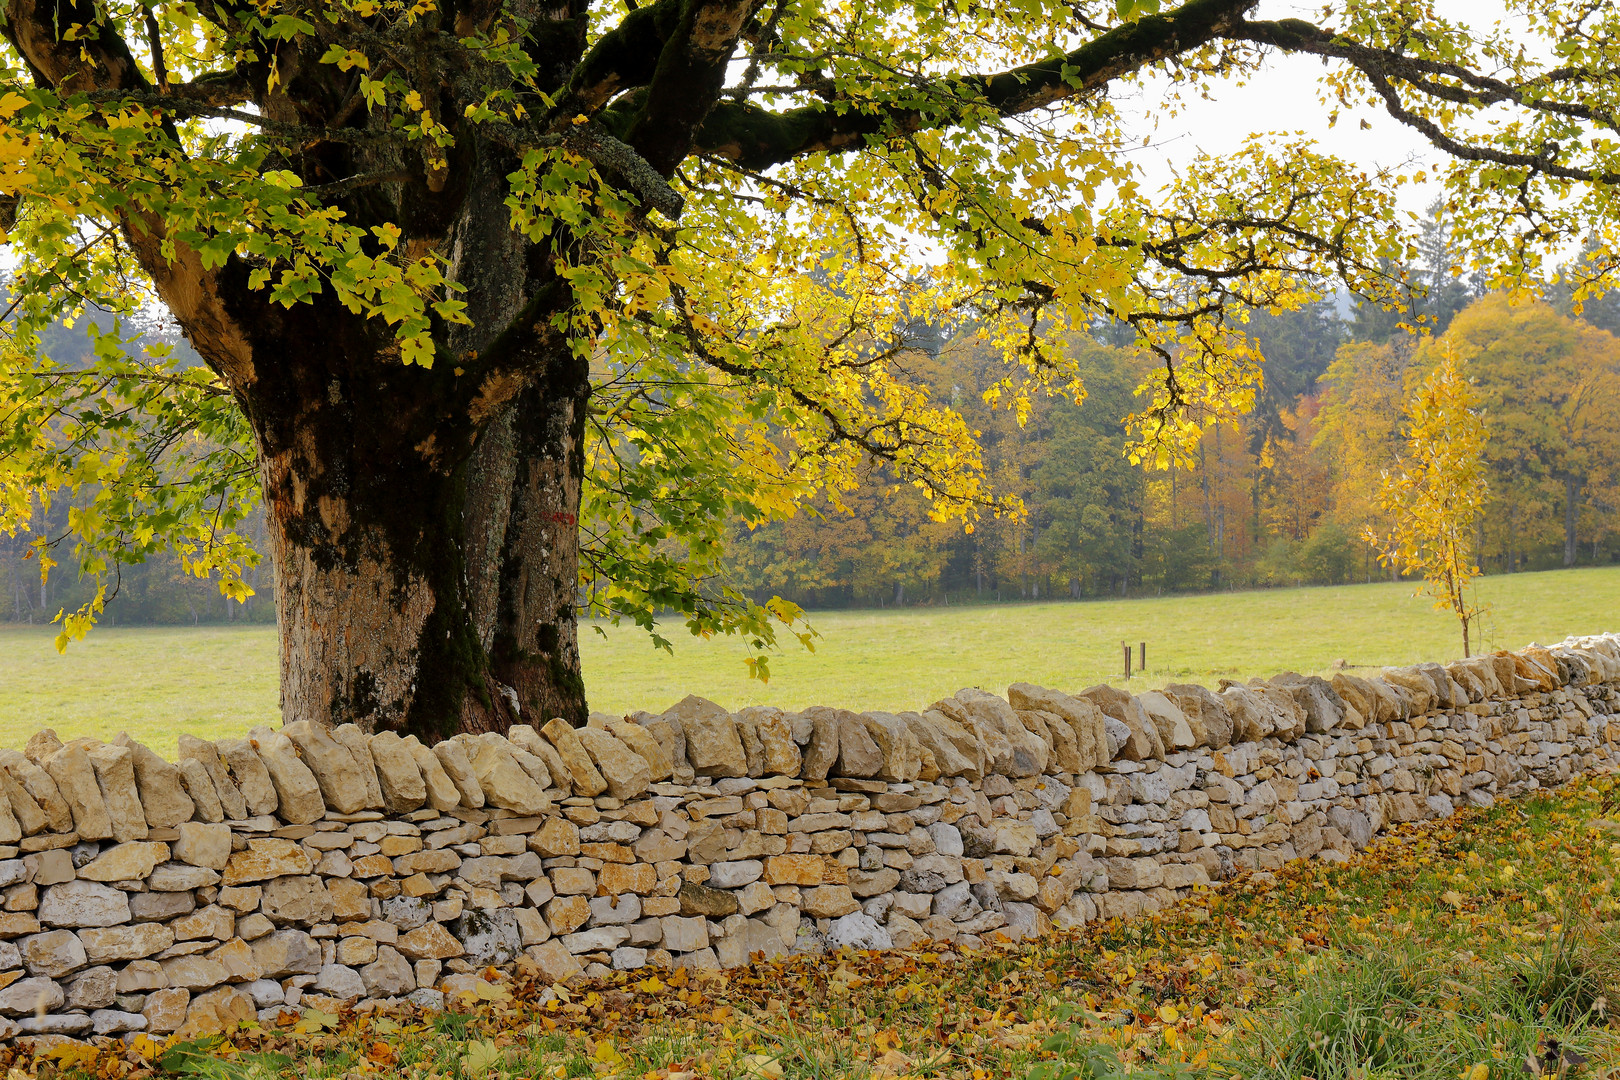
[[8, 211, 1620, 625], [724, 212, 1620, 609]]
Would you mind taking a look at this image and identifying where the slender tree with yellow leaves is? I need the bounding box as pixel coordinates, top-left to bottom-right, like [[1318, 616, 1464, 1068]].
[[1367, 350, 1489, 656]]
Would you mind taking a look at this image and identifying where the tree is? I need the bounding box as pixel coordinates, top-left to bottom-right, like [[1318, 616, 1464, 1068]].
[[1367, 349, 1488, 656], [2, 1, 1620, 737], [1313, 340, 1411, 578], [1443, 295, 1620, 570]]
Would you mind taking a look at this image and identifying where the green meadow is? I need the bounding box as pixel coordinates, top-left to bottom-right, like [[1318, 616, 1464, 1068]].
[[3, 564, 1619, 756]]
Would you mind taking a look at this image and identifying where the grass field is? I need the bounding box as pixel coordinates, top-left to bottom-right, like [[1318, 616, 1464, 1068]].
[[3, 564, 1620, 755]]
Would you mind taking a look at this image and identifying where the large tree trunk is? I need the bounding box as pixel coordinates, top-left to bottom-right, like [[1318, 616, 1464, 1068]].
[[258, 353, 590, 740]]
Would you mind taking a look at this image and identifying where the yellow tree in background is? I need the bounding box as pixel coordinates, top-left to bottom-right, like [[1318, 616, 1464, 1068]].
[[1368, 349, 1490, 656]]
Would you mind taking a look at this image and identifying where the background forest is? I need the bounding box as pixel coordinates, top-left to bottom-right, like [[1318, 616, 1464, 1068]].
[[6, 211, 1620, 625]]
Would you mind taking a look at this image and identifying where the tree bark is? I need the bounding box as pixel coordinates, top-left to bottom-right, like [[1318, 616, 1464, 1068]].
[[256, 335, 590, 741], [1564, 473, 1580, 567]]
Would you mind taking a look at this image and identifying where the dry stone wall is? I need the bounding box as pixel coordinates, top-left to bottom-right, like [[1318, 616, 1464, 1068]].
[[1, 636, 1619, 1049]]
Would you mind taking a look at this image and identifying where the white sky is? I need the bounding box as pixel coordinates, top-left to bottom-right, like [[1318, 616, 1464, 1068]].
[[1121, 0, 1522, 218]]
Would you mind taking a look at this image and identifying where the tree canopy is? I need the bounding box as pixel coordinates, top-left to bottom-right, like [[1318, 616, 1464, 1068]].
[[1, 0, 1620, 734]]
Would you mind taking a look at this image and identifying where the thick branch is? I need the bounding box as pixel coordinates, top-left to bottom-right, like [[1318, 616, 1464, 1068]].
[[4, 0, 150, 94], [1236, 18, 1620, 183], [624, 0, 761, 176], [563, 0, 687, 114], [693, 0, 1257, 170]]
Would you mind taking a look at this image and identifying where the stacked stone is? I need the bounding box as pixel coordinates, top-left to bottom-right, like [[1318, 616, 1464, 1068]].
[[0, 635, 1617, 1050]]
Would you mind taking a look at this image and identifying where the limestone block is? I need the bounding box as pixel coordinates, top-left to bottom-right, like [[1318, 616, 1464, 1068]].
[[1134, 691, 1197, 749], [527, 738, 572, 794], [574, 727, 651, 800], [1079, 686, 1164, 762], [38, 881, 130, 928], [526, 939, 584, 983], [799, 707, 842, 782], [598, 862, 657, 895], [849, 868, 901, 897], [215, 739, 278, 817], [160, 954, 231, 992], [603, 717, 673, 783], [0, 766, 45, 839], [801, 885, 861, 919], [112, 734, 194, 828], [677, 882, 738, 917], [24, 730, 62, 765], [763, 854, 823, 886], [369, 731, 428, 813], [748, 708, 802, 777], [661, 915, 709, 952], [337, 936, 377, 966], [405, 737, 462, 811], [707, 860, 763, 889], [177, 985, 255, 1037], [1217, 686, 1274, 743], [331, 724, 387, 809], [635, 716, 689, 784], [903, 711, 981, 780], [22, 850, 72, 888], [957, 689, 1049, 776], [261, 876, 334, 927], [173, 823, 232, 871], [247, 727, 323, 825], [175, 759, 225, 823], [827, 912, 892, 950], [470, 737, 550, 816], [633, 829, 684, 863], [734, 712, 766, 777], [396, 922, 464, 961], [222, 839, 315, 885], [78, 923, 174, 964], [540, 719, 610, 797], [0, 976, 64, 1017], [528, 822, 579, 854], [173, 905, 236, 942], [432, 739, 484, 808], [863, 712, 923, 782], [117, 960, 167, 994], [545, 895, 590, 935], [42, 746, 113, 841], [178, 735, 248, 820], [663, 696, 748, 779], [131, 893, 194, 925], [361, 945, 415, 996], [65, 967, 116, 1010], [77, 842, 168, 882], [251, 930, 323, 978], [85, 744, 149, 842], [1158, 683, 1234, 749], [0, 751, 71, 834], [142, 987, 189, 1033], [1276, 674, 1348, 734], [1247, 681, 1306, 741], [148, 863, 221, 891], [283, 721, 371, 815], [834, 712, 883, 778], [20, 930, 87, 978]]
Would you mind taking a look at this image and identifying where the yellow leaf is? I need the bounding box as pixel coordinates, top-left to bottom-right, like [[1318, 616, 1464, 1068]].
[[1463, 1064, 1490, 1080], [1441, 890, 1466, 908], [737, 1054, 784, 1079], [1158, 1004, 1180, 1024]]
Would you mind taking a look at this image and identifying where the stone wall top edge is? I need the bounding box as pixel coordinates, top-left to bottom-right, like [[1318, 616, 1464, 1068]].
[[0, 634, 1612, 844]]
